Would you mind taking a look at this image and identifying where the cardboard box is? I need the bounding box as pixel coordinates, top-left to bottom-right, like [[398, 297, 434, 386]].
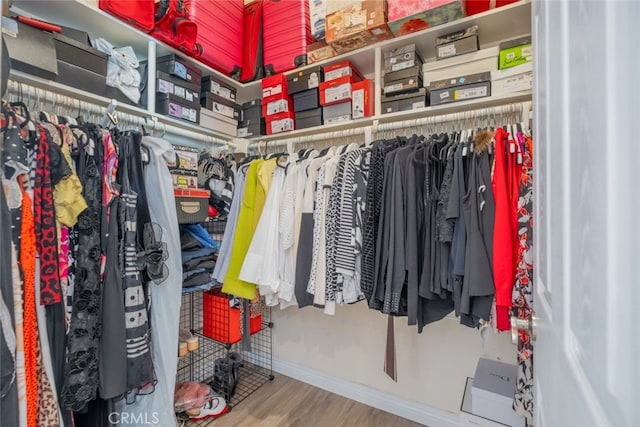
[[423, 46, 499, 86], [156, 93, 200, 124], [266, 111, 295, 134], [323, 101, 352, 123], [170, 145, 199, 175], [200, 109, 238, 136], [460, 378, 510, 427], [171, 174, 199, 189], [387, 0, 465, 36], [471, 359, 526, 427], [324, 60, 364, 82], [351, 79, 374, 119], [296, 108, 323, 129], [151, 71, 200, 109], [437, 34, 480, 60], [499, 41, 532, 70], [202, 75, 237, 103], [429, 81, 490, 105], [294, 88, 321, 112], [326, 1, 394, 54], [381, 88, 427, 113], [157, 54, 202, 84], [320, 75, 356, 105], [428, 71, 491, 91], [307, 40, 337, 64], [262, 73, 288, 100], [262, 96, 294, 117], [491, 62, 532, 96], [326, 0, 363, 15], [288, 66, 324, 94], [384, 75, 423, 96], [384, 50, 424, 73], [384, 65, 422, 84], [310, 0, 328, 40], [201, 93, 241, 121], [241, 99, 262, 123], [2, 17, 58, 80], [237, 120, 266, 137]]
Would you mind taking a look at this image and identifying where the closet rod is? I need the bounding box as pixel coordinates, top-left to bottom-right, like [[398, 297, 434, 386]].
[[5, 77, 237, 149], [249, 124, 368, 150], [374, 102, 528, 132]]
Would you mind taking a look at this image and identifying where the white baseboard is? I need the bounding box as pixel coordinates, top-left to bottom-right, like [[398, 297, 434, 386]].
[[272, 357, 459, 427]]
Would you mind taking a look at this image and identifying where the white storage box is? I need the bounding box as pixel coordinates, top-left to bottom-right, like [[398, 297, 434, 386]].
[[471, 358, 525, 427], [423, 47, 498, 87], [491, 62, 533, 96], [200, 109, 237, 137], [460, 378, 510, 427]]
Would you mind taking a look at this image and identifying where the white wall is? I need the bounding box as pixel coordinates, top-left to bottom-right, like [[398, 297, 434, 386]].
[[271, 301, 515, 415]]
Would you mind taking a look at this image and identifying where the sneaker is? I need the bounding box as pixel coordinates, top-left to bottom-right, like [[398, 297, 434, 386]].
[[190, 396, 229, 420]]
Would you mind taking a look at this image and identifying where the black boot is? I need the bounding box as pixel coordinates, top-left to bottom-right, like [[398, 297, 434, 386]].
[[226, 352, 242, 397], [212, 357, 235, 401]]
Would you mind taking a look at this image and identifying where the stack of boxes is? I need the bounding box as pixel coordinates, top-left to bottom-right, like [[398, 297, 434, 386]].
[[237, 99, 266, 137], [387, 0, 465, 36], [319, 60, 373, 124], [491, 36, 532, 96], [307, 0, 337, 64], [262, 74, 295, 134], [153, 54, 203, 124], [288, 66, 324, 129], [200, 75, 241, 135], [325, 1, 394, 55], [169, 145, 200, 189], [381, 44, 427, 114]]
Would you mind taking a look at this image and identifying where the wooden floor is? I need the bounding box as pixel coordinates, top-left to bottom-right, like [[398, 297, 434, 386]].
[[201, 374, 424, 427]]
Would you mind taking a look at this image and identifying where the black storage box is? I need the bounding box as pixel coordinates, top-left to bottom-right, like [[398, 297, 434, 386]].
[[105, 86, 140, 106], [157, 54, 202, 84], [156, 93, 200, 123], [435, 26, 480, 60], [201, 93, 241, 121], [381, 88, 427, 114], [237, 119, 266, 137], [295, 107, 323, 129], [56, 60, 106, 96], [2, 16, 58, 80], [241, 106, 262, 124], [287, 66, 324, 95], [293, 88, 320, 112], [53, 32, 108, 76], [201, 75, 237, 103], [383, 75, 423, 96], [384, 44, 423, 73], [429, 81, 491, 106], [174, 189, 209, 224], [141, 70, 201, 109], [384, 65, 422, 85], [428, 71, 491, 91]]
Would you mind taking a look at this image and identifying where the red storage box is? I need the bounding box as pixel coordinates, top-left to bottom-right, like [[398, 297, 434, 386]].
[[184, 0, 243, 79], [266, 111, 295, 134], [351, 79, 374, 119], [465, 0, 518, 16], [319, 75, 357, 106], [323, 60, 364, 82], [262, 73, 288, 101], [263, 0, 314, 75], [262, 95, 294, 117], [202, 288, 262, 344]]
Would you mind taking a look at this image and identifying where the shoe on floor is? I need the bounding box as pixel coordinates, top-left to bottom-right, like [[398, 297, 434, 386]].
[[189, 396, 229, 420]]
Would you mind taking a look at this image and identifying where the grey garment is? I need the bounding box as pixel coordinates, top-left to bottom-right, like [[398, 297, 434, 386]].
[[461, 150, 496, 326], [116, 136, 183, 427], [437, 147, 456, 243], [384, 145, 414, 315], [447, 146, 467, 276], [405, 148, 425, 326], [0, 185, 18, 427], [294, 213, 315, 307], [99, 198, 127, 399]]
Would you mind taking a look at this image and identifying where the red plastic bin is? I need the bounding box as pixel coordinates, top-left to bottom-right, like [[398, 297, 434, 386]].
[[202, 288, 262, 344]]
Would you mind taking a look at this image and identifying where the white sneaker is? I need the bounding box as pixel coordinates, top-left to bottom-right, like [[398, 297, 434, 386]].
[[190, 396, 229, 420]]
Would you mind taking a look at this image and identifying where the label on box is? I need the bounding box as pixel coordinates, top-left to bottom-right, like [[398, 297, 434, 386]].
[[208, 81, 234, 101], [391, 60, 418, 72], [413, 101, 426, 109], [325, 83, 351, 102], [168, 102, 197, 122], [325, 66, 352, 81], [1, 17, 18, 37], [455, 86, 488, 100], [158, 79, 174, 94], [325, 115, 351, 124], [438, 44, 457, 58], [440, 91, 450, 100], [385, 83, 404, 93], [270, 118, 294, 133], [174, 86, 186, 99], [352, 88, 365, 119], [308, 72, 320, 89], [267, 99, 291, 115], [237, 127, 249, 137], [263, 84, 283, 98], [211, 102, 236, 119]]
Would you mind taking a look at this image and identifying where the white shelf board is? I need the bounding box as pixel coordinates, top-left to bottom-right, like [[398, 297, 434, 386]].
[[7, 70, 239, 143], [250, 91, 532, 142], [241, 0, 532, 98]]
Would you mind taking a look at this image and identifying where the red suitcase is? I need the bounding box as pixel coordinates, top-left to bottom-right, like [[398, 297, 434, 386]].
[[262, 0, 313, 76], [153, 0, 202, 58], [240, 1, 264, 83], [184, 0, 244, 80], [99, 0, 155, 32]]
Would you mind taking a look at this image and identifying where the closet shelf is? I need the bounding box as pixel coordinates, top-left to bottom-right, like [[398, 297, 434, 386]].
[[12, 0, 531, 102], [8, 70, 239, 146], [249, 91, 532, 143]]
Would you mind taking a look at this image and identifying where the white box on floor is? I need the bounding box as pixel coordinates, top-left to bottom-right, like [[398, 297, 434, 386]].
[[423, 46, 498, 87], [460, 378, 510, 427], [491, 62, 533, 96], [471, 358, 525, 427]]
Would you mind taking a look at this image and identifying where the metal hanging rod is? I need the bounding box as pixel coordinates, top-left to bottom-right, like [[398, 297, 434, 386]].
[[5, 77, 237, 149], [248, 101, 530, 151]]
